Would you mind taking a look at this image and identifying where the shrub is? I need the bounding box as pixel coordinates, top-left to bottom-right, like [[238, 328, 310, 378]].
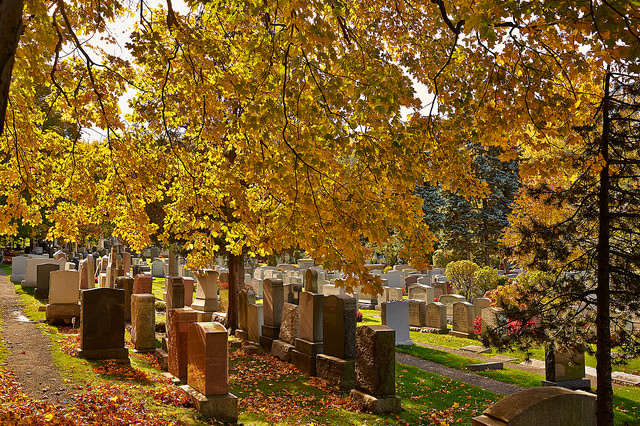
[[445, 260, 480, 301], [474, 266, 501, 294]]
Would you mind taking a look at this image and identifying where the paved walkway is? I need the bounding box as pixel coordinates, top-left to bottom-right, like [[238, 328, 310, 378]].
[[396, 352, 525, 395]]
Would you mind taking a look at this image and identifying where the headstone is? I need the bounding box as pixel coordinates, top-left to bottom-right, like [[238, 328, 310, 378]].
[[22, 258, 65, 287], [260, 278, 284, 352], [181, 322, 238, 423], [235, 288, 255, 340], [10, 255, 29, 283], [183, 277, 195, 307], [425, 302, 448, 333], [133, 273, 153, 294], [480, 307, 504, 336], [316, 294, 356, 390], [131, 294, 156, 352], [271, 303, 299, 362], [292, 291, 324, 375], [407, 299, 426, 327], [381, 270, 404, 288], [438, 293, 467, 317], [284, 283, 302, 305], [76, 288, 128, 361], [472, 387, 596, 426], [192, 270, 219, 312], [132, 264, 151, 276], [250, 278, 263, 297], [450, 302, 475, 339], [305, 269, 320, 293], [350, 325, 402, 413], [408, 284, 434, 304], [542, 347, 590, 390], [46, 270, 81, 322], [123, 252, 131, 276], [473, 297, 491, 319], [115, 276, 135, 322], [167, 308, 198, 382], [382, 286, 403, 303], [381, 300, 413, 345], [151, 260, 165, 278], [247, 303, 264, 344], [322, 283, 345, 296], [165, 276, 185, 310], [35, 263, 61, 300], [297, 259, 315, 269]]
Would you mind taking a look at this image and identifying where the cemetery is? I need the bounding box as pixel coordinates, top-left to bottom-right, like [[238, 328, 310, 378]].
[[0, 251, 638, 425]]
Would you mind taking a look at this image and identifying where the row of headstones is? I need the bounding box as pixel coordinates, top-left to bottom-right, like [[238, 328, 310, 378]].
[[237, 273, 402, 414]]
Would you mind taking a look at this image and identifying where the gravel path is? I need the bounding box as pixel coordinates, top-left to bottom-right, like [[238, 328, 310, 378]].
[[0, 269, 76, 404], [395, 352, 525, 396]]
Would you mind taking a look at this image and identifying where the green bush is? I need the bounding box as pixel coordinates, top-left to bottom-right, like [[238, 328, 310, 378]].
[[474, 266, 501, 295], [445, 260, 480, 301]]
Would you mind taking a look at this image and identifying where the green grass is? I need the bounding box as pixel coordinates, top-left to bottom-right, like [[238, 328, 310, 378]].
[[0, 264, 11, 275], [612, 386, 640, 426]]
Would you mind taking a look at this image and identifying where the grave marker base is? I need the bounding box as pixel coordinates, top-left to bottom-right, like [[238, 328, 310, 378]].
[[316, 354, 355, 391], [350, 389, 402, 414], [180, 385, 238, 424], [271, 340, 294, 362], [234, 329, 248, 341], [449, 330, 476, 339], [76, 347, 129, 363], [46, 304, 80, 321], [541, 379, 591, 391]]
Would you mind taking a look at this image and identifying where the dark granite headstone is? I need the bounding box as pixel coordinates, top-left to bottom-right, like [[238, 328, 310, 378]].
[[115, 276, 135, 322], [323, 294, 356, 359], [77, 287, 128, 360], [35, 263, 61, 300]]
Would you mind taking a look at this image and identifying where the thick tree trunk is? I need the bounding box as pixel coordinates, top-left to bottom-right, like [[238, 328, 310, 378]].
[[0, 0, 24, 136], [227, 252, 244, 333], [596, 72, 613, 426]]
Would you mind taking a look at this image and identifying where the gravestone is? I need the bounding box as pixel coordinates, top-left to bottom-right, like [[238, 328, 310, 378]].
[[381, 300, 413, 345], [271, 303, 300, 362], [132, 264, 151, 276], [450, 302, 476, 339], [10, 255, 29, 283], [182, 277, 195, 307], [382, 286, 403, 303], [247, 303, 264, 344], [77, 288, 129, 361], [438, 294, 467, 317], [192, 270, 219, 312], [542, 347, 591, 390], [235, 288, 256, 340], [407, 299, 426, 327], [46, 270, 80, 322], [181, 322, 238, 423], [260, 278, 285, 352], [472, 387, 596, 426], [123, 252, 131, 276], [131, 294, 156, 353], [381, 270, 404, 288], [78, 258, 89, 290], [350, 325, 402, 413], [35, 263, 61, 300], [165, 276, 185, 311], [284, 283, 302, 305], [305, 269, 320, 293], [425, 302, 448, 334], [473, 297, 492, 319], [292, 291, 324, 375], [322, 283, 345, 296], [250, 278, 263, 297], [133, 273, 153, 294], [23, 258, 65, 288], [480, 307, 505, 336], [115, 276, 135, 322], [316, 294, 356, 390], [408, 284, 434, 304], [151, 260, 165, 278], [167, 308, 198, 382], [298, 258, 315, 269]]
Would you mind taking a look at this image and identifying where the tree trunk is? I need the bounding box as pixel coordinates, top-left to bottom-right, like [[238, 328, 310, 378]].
[[227, 252, 244, 333], [596, 72, 613, 426], [0, 0, 24, 136]]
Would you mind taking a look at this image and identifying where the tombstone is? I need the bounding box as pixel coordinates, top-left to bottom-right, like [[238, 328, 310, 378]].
[[235, 288, 255, 341], [35, 263, 61, 300], [542, 347, 591, 390], [78, 259, 89, 290], [182, 277, 195, 307], [219, 287, 229, 313], [167, 308, 198, 382], [133, 273, 153, 294], [132, 264, 151, 276], [297, 258, 315, 269], [305, 269, 321, 293], [247, 303, 264, 344], [322, 283, 345, 296], [76, 288, 128, 361], [472, 387, 596, 426], [381, 270, 404, 288], [381, 300, 413, 345], [393, 264, 410, 271], [438, 293, 467, 317], [46, 270, 80, 322], [22, 258, 65, 287], [10, 255, 29, 283], [53, 249, 66, 260], [260, 278, 285, 352], [407, 299, 426, 327], [151, 259, 165, 278], [350, 325, 402, 414], [284, 283, 302, 305], [250, 278, 263, 297], [408, 284, 434, 304], [382, 286, 403, 303], [480, 307, 504, 336], [191, 270, 219, 312], [115, 276, 135, 322], [131, 294, 156, 353], [316, 294, 356, 390], [425, 302, 448, 333], [271, 303, 300, 362], [150, 246, 160, 259], [180, 322, 238, 423], [473, 297, 492, 319], [292, 291, 324, 375], [450, 302, 476, 339], [123, 252, 131, 276]]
